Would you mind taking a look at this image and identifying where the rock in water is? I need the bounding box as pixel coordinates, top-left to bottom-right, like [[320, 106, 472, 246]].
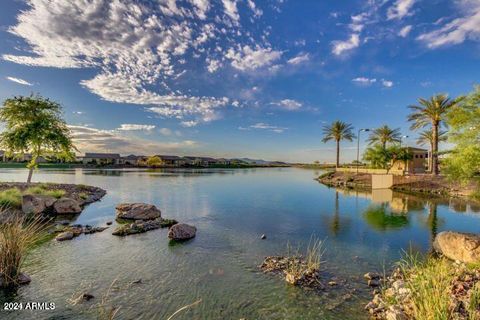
[[168, 223, 196, 240], [22, 194, 56, 215], [115, 203, 161, 220], [433, 231, 480, 263], [56, 231, 74, 241], [261, 234, 266, 239], [17, 273, 31, 285], [53, 198, 82, 215]]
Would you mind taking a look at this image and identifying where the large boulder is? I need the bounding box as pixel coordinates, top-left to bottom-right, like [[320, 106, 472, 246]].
[[115, 203, 161, 220], [168, 223, 196, 241], [22, 194, 56, 215], [53, 198, 82, 215], [433, 231, 480, 263]]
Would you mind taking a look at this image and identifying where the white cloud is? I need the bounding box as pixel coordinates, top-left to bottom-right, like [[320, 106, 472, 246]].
[[3, 0, 270, 126], [69, 125, 197, 155], [250, 122, 287, 133], [352, 77, 377, 85], [382, 79, 394, 87], [287, 53, 310, 65], [387, 0, 416, 20], [118, 124, 156, 131], [5, 76, 32, 86], [159, 128, 172, 136], [398, 25, 413, 37], [246, 0, 262, 17], [274, 99, 302, 111], [332, 34, 360, 56], [417, 2, 480, 48], [73, 111, 84, 115], [181, 120, 199, 127], [226, 45, 282, 71]]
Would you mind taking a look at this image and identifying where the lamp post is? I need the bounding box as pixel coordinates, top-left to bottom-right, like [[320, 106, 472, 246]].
[[356, 128, 370, 174]]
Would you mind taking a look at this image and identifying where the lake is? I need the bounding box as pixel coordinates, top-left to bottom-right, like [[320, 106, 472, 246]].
[[0, 167, 479, 319]]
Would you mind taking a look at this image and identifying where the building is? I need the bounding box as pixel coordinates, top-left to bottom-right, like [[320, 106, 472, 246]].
[[119, 154, 146, 166], [216, 158, 231, 165], [391, 147, 428, 174], [81, 153, 121, 165], [156, 155, 186, 167]]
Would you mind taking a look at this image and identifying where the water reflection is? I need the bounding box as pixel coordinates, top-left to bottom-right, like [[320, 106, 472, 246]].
[[363, 204, 409, 231]]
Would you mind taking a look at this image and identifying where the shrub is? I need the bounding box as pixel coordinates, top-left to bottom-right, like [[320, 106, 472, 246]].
[[0, 188, 22, 208], [25, 186, 65, 199], [0, 214, 47, 287]]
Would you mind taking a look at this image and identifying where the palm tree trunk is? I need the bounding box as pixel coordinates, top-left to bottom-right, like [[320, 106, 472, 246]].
[[432, 123, 439, 175], [336, 140, 340, 168]]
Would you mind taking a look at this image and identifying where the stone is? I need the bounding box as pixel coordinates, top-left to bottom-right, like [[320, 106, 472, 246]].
[[392, 280, 405, 291], [17, 273, 31, 285], [115, 203, 161, 220], [168, 223, 196, 240], [22, 194, 56, 215], [261, 234, 266, 239], [368, 279, 381, 287], [385, 306, 407, 320], [433, 231, 480, 263], [106, 221, 113, 225], [56, 231, 74, 241], [364, 272, 381, 280], [285, 273, 300, 285], [328, 281, 337, 286], [81, 293, 94, 301], [53, 198, 82, 215]]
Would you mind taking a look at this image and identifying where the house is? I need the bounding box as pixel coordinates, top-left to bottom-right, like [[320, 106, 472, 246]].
[[156, 155, 186, 167], [216, 158, 231, 165], [81, 153, 121, 165], [391, 147, 428, 174], [119, 154, 146, 166], [183, 156, 218, 167]]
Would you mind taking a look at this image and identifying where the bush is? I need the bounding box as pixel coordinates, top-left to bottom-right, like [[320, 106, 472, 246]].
[[25, 186, 65, 199], [0, 188, 22, 208], [0, 214, 47, 287]]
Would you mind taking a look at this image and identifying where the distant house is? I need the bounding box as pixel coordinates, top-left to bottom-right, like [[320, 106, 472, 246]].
[[216, 158, 231, 165], [156, 155, 186, 167], [183, 156, 218, 167], [81, 153, 121, 165], [391, 147, 428, 174], [119, 154, 146, 166]]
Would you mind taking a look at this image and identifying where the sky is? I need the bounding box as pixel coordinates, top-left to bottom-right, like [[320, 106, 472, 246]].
[[0, 0, 479, 163]]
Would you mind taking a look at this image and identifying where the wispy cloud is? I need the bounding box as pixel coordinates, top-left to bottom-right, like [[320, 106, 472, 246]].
[[332, 34, 360, 56], [225, 45, 282, 71], [5, 76, 32, 86], [273, 99, 302, 111], [352, 77, 376, 85], [250, 122, 287, 133], [287, 53, 310, 65], [398, 25, 413, 37], [387, 0, 416, 20], [117, 124, 156, 131]]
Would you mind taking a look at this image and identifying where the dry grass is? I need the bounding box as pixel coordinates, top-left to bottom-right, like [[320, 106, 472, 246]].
[[0, 213, 47, 287], [166, 299, 202, 320], [305, 236, 326, 274], [398, 251, 454, 320]]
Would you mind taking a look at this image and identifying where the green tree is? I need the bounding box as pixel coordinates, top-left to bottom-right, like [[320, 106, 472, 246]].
[[444, 86, 480, 182], [363, 145, 412, 173], [367, 125, 402, 149], [407, 94, 462, 175], [0, 95, 76, 183], [416, 129, 447, 172], [146, 156, 163, 168], [321, 121, 355, 168]]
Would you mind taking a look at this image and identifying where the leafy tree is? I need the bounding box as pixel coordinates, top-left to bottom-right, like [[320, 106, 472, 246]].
[[322, 121, 356, 168], [407, 94, 462, 175], [416, 129, 447, 172], [367, 125, 402, 149], [0, 95, 76, 183], [444, 86, 480, 182], [363, 145, 413, 173], [146, 156, 163, 168]]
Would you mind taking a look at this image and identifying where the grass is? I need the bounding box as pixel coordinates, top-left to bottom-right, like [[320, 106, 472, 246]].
[[397, 251, 454, 320], [0, 185, 66, 209], [470, 188, 480, 202], [284, 237, 325, 282], [0, 214, 48, 287], [305, 236, 325, 274], [469, 283, 480, 320]]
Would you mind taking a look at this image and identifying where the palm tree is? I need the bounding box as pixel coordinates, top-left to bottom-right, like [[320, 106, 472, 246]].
[[416, 129, 447, 172], [407, 94, 461, 175], [322, 121, 355, 168], [367, 125, 402, 149]]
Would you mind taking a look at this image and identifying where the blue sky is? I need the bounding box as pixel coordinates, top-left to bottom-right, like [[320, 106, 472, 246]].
[[0, 0, 479, 163]]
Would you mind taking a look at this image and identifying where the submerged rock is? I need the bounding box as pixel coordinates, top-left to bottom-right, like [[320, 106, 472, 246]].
[[17, 273, 31, 285], [261, 234, 266, 239], [56, 231, 74, 241], [112, 218, 174, 236], [115, 203, 161, 220], [53, 198, 82, 215], [434, 231, 480, 263], [168, 223, 196, 240]]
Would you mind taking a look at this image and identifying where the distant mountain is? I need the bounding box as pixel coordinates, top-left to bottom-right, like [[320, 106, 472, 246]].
[[234, 158, 288, 165]]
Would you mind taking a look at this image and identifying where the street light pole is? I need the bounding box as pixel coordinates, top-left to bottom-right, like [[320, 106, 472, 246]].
[[356, 128, 370, 174]]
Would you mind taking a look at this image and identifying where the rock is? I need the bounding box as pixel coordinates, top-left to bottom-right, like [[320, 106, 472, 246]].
[[368, 279, 381, 287], [17, 273, 31, 285], [53, 198, 82, 215], [364, 272, 381, 280], [56, 231, 74, 241], [328, 281, 337, 286], [112, 218, 163, 236], [106, 221, 113, 225], [285, 272, 300, 285], [168, 223, 196, 240], [115, 203, 161, 220], [56, 220, 70, 226], [385, 306, 407, 320], [160, 219, 178, 228], [22, 194, 56, 215], [433, 231, 480, 263], [261, 234, 266, 239], [392, 280, 405, 291], [81, 293, 94, 301], [131, 279, 142, 284]]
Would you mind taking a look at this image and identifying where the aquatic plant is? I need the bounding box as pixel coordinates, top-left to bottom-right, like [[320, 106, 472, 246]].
[[0, 214, 47, 287]]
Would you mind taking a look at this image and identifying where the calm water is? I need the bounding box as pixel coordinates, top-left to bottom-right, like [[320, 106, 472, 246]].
[[0, 168, 479, 319]]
